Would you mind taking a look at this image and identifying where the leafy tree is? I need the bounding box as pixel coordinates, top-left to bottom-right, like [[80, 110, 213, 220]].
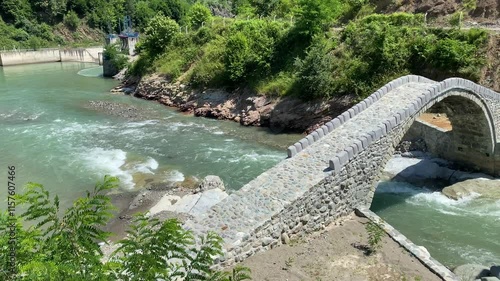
[[133, 0, 156, 30], [142, 13, 180, 56], [148, 0, 189, 23], [225, 31, 250, 81], [0, 176, 252, 280], [187, 2, 212, 29], [0, 0, 33, 24], [295, 0, 343, 38]]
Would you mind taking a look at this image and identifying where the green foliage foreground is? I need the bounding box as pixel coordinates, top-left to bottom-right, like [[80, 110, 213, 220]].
[[0, 176, 251, 281]]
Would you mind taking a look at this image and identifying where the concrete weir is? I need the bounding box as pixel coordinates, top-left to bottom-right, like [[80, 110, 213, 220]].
[[183, 75, 500, 279], [0, 47, 103, 66]]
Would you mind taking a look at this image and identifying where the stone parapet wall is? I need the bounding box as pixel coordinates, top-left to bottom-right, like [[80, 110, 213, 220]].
[[287, 75, 435, 157]]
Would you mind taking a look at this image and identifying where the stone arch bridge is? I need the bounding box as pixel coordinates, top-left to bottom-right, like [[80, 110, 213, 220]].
[[185, 75, 500, 267]]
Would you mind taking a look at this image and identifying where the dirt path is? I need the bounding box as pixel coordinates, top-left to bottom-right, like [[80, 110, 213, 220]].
[[418, 113, 452, 131], [237, 215, 442, 281]]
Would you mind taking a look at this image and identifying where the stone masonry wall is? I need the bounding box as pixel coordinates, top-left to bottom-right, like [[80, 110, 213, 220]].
[[403, 119, 452, 156], [222, 107, 420, 265]]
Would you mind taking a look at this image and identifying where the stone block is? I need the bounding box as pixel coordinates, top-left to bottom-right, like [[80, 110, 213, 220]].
[[338, 150, 349, 165], [353, 139, 363, 152], [383, 120, 392, 132], [321, 125, 329, 135], [381, 86, 389, 96], [389, 116, 398, 128], [348, 108, 356, 118], [326, 122, 334, 132], [386, 83, 393, 92], [394, 77, 403, 87], [394, 113, 401, 124], [355, 104, 363, 113], [338, 114, 345, 123], [401, 76, 409, 84], [329, 156, 340, 171], [341, 111, 351, 122], [368, 131, 377, 142], [424, 90, 432, 101], [287, 146, 296, 158], [299, 138, 309, 149], [345, 146, 354, 159], [419, 94, 427, 105], [306, 135, 315, 145], [311, 131, 320, 142], [409, 75, 418, 82], [294, 142, 302, 153], [360, 135, 369, 148], [332, 118, 342, 128], [379, 124, 387, 135], [364, 97, 373, 107], [359, 101, 367, 111], [316, 128, 324, 138], [404, 107, 412, 118]]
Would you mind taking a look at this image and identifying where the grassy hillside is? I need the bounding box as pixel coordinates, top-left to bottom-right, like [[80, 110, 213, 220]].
[[128, 0, 490, 100]]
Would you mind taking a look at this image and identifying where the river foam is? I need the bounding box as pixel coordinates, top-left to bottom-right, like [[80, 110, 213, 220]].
[[376, 181, 498, 218], [80, 147, 160, 189]]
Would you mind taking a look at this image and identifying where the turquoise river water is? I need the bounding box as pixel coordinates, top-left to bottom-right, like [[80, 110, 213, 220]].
[[0, 62, 498, 269]]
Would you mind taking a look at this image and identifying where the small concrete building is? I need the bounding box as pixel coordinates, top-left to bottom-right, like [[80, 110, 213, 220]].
[[118, 31, 139, 56]]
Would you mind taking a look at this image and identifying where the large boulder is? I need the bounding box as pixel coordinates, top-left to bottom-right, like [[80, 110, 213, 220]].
[[453, 264, 490, 280], [195, 175, 225, 193], [490, 265, 500, 278], [442, 178, 500, 200]]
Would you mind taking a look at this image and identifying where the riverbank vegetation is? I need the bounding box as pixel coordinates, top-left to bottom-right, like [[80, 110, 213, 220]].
[[127, 0, 489, 100], [0, 176, 251, 280]]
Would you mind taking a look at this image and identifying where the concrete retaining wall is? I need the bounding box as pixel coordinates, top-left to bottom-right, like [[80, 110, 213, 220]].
[[0, 47, 103, 66]]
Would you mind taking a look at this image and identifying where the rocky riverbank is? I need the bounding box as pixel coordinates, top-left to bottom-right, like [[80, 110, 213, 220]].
[[103, 175, 229, 242], [116, 74, 355, 134]]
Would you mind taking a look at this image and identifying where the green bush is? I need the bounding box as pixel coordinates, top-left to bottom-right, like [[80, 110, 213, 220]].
[[225, 31, 250, 82], [0, 176, 252, 280], [142, 14, 180, 57], [187, 2, 212, 29], [190, 37, 228, 86], [103, 43, 129, 70], [63, 11, 80, 31], [365, 221, 384, 255], [223, 20, 287, 83]]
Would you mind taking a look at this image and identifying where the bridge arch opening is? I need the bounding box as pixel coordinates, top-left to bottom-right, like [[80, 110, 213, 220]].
[[401, 91, 496, 175]]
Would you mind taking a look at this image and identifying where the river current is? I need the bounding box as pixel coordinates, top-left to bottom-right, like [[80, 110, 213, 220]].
[[0, 62, 498, 269], [0, 63, 298, 208]]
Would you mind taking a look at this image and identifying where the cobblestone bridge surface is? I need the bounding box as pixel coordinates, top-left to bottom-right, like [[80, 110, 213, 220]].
[[183, 75, 500, 275]]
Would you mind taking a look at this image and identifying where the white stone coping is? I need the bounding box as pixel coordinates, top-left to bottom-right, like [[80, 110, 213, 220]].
[[356, 207, 458, 281], [288, 77, 500, 159], [287, 75, 435, 157]]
